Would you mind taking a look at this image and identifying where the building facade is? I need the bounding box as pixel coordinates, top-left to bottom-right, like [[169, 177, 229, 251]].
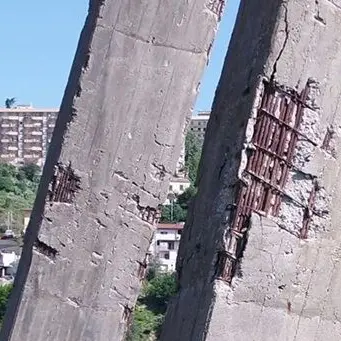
[[164, 177, 191, 205], [0, 108, 208, 167], [149, 223, 184, 272], [0, 106, 58, 166], [189, 111, 210, 142]]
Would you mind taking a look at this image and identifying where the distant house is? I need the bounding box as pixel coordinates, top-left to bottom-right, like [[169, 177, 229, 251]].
[[149, 223, 184, 272], [189, 111, 210, 142], [164, 177, 191, 205], [0, 239, 21, 282]]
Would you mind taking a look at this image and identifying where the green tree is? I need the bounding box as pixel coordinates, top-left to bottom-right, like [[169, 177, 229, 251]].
[[0, 163, 40, 234], [177, 185, 197, 210], [126, 305, 163, 341], [0, 284, 12, 326], [127, 272, 178, 341], [0, 177, 15, 193], [160, 186, 197, 223], [0, 164, 16, 179], [160, 204, 186, 223], [185, 131, 202, 185], [142, 273, 177, 313], [19, 164, 41, 183], [5, 98, 16, 109], [146, 257, 161, 281]]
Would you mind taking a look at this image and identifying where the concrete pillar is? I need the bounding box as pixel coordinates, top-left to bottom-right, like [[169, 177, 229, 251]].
[[161, 0, 341, 340], [0, 1, 222, 340]]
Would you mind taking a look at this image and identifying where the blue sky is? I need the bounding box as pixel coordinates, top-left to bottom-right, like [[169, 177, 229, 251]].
[[0, 0, 240, 111]]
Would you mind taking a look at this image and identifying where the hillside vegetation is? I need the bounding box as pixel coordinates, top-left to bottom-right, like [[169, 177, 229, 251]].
[[0, 163, 40, 234]]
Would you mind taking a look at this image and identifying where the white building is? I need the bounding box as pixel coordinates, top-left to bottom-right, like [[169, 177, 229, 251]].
[[0, 251, 18, 277], [168, 177, 191, 194], [189, 111, 210, 142], [149, 223, 184, 272], [0, 239, 21, 283], [164, 177, 191, 205]]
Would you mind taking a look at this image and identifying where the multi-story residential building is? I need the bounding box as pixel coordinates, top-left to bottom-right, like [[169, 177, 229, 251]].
[[189, 111, 210, 142], [0, 105, 58, 166], [0, 107, 208, 167], [149, 223, 184, 272]]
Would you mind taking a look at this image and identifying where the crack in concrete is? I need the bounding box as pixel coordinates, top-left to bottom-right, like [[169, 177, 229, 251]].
[[113, 171, 129, 180], [293, 244, 321, 341], [154, 133, 174, 148], [113, 27, 206, 55], [314, 0, 327, 25], [132, 182, 160, 201], [271, 3, 289, 82], [95, 217, 108, 228], [326, 0, 341, 10]]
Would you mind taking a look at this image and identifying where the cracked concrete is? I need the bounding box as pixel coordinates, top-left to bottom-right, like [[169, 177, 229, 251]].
[[161, 0, 341, 340], [0, 0, 221, 340]]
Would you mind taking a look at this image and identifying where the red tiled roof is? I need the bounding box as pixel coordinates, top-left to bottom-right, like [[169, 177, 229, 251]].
[[157, 223, 184, 230]]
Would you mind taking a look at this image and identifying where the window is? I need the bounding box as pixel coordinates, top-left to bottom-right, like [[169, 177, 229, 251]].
[[160, 231, 167, 235], [177, 230, 182, 235], [169, 185, 173, 191], [168, 242, 174, 250], [180, 185, 184, 191], [164, 252, 170, 260], [157, 240, 160, 246]]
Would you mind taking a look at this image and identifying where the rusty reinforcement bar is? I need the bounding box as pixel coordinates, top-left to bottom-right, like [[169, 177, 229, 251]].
[[215, 80, 319, 283]]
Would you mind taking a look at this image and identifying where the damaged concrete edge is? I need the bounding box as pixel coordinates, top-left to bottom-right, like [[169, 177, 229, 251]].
[[47, 162, 82, 204], [237, 76, 265, 180], [119, 193, 162, 226], [212, 77, 333, 286], [207, 0, 226, 22], [0, 2, 104, 340], [212, 77, 265, 283], [33, 239, 59, 262]]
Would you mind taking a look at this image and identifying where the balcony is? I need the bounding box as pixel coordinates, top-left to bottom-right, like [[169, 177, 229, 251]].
[[155, 232, 181, 241]]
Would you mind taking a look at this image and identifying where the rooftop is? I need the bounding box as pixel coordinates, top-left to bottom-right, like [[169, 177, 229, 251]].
[[170, 177, 191, 184], [0, 240, 21, 254], [191, 114, 210, 120], [157, 223, 184, 230], [0, 107, 59, 113]]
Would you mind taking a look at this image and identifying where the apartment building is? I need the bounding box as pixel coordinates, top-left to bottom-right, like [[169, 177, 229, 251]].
[[0, 105, 58, 166], [0, 107, 208, 167], [189, 111, 210, 142], [149, 223, 184, 272]]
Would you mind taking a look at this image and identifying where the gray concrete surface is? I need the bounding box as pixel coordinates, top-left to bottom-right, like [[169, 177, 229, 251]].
[[161, 0, 341, 340], [0, 1, 222, 340]]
